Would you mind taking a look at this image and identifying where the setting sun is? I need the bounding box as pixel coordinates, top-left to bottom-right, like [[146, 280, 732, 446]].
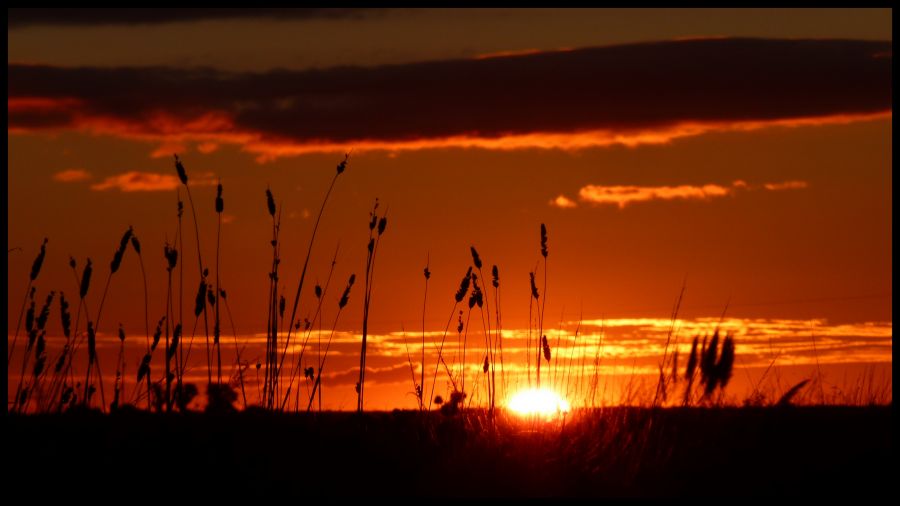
[[508, 388, 571, 416]]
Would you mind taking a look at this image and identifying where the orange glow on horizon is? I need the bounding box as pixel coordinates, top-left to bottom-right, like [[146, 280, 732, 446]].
[[508, 388, 571, 417]]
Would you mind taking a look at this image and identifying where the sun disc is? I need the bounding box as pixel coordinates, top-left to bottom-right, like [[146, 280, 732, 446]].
[[508, 388, 571, 417]]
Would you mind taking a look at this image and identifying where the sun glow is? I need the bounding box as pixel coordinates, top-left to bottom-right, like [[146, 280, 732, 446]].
[[508, 388, 571, 417]]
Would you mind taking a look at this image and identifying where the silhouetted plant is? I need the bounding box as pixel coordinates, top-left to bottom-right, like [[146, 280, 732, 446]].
[[429, 266, 471, 410], [9, 238, 47, 371], [440, 390, 467, 416], [214, 180, 224, 386], [174, 382, 199, 412], [359, 198, 388, 413], [206, 383, 238, 413], [683, 330, 737, 402], [777, 379, 811, 406], [281, 154, 349, 412], [419, 255, 431, 411], [306, 273, 356, 412]]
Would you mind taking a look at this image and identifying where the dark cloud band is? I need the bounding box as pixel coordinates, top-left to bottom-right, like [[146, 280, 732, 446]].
[[8, 8, 378, 28], [8, 38, 891, 155]]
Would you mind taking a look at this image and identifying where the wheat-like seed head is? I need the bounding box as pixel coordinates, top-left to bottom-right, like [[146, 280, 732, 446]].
[[174, 154, 188, 185], [265, 187, 276, 217], [29, 238, 48, 281], [216, 181, 224, 213], [540, 223, 548, 258], [470, 246, 482, 269]]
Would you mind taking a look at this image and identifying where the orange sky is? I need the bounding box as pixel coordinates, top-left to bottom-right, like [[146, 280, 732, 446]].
[[7, 9, 892, 410]]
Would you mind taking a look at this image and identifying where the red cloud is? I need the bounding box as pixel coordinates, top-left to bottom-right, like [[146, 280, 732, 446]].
[[52, 168, 91, 182], [553, 180, 810, 208], [89, 171, 216, 192]]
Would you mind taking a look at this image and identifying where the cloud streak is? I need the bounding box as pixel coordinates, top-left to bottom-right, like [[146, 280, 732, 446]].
[[52, 169, 91, 182], [8, 38, 891, 160], [552, 180, 809, 208], [88, 171, 216, 192]]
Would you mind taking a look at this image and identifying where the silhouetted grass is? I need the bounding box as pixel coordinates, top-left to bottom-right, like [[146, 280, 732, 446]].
[[6, 154, 890, 420]]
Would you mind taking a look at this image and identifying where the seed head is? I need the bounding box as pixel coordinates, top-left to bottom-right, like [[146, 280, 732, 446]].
[[87, 322, 97, 364], [336, 153, 349, 175], [151, 316, 165, 352], [80, 259, 93, 298], [29, 238, 48, 281], [215, 182, 224, 213], [339, 274, 356, 309], [33, 355, 46, 377], [194, 279, 207, 318], [137, 353, 152, 383], [470, 246, 482, 270], [110, 249, 124, 273], [686, 336, 699, 381], [55, 345, 69, 373], [164, 244, 178, 271], [36, 291, 55, 330], [167, 324, 182, 360], [540, 223, 548, 258], [174, 154, 188, 185], [454, 267, 473, 303], [118, 226, 134, 253], [265, 187, 276, 217]]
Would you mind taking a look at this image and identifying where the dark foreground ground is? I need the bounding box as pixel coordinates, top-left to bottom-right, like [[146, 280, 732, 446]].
[[7, 406, 893, 498]]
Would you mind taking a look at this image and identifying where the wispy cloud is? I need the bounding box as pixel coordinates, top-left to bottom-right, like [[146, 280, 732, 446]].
[[8, 38, 891, 161], [52, 168, 91, 182], [549, 195, 578, 209], [89, 171, 215, 192], [763, 180, 809, 191], [579, 183, 732, 208], [551, 180, 810, 209]]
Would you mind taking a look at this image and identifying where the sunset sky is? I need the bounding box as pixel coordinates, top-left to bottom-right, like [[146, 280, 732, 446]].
[[7, 8, 892, 410]]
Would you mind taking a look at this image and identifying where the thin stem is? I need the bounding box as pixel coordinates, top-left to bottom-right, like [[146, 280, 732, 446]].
[[215, 212, 222, 385], [283, 170, 342, 394], [7, 280, 32, 369]]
